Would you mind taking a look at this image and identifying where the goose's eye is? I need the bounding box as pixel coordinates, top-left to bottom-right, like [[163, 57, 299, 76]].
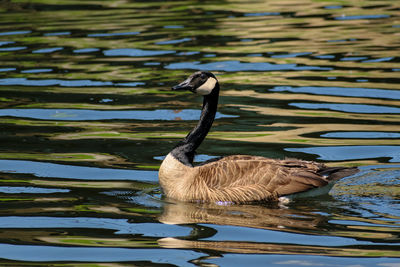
[[200, 73, 206, 79]]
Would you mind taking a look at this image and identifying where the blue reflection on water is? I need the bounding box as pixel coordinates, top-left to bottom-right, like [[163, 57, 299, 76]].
[[340, 56, 368, 61], [0, 186, 69, 194], [0, 30, 31, 36], [285, 146, 400, 162], [314, 54, 335, 59], [290, 102, 400, 114], [0, 78, 112, 87], [0, 216, 188, 236], [166, 60, 331, 72], [88, 31, 140, 37], [0, 41, 15, 46], [73, 48, 100, 53], [0, 46, 27, 51], [0, 243, 202, 264], [0, 78, 147, 87], [20, 68, 53, 73], [271, 86, 400, 100], [324, 5, 343, 9], [0, 160, 158, 182], [363, 57, 393, 63], [335, 14, 390, 20], [0, 108, 236, 121], [32, 47, 63, 53], [0, 68, 16, 72], [321, 132, 400, 139], [156, 38, 192, 45], [104, 48, 175, 57], [203, 223, 372, 246], [44, 31, 71, 36]]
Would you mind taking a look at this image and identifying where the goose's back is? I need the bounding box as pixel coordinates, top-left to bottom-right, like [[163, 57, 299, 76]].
[[187, 155, 352, 203]]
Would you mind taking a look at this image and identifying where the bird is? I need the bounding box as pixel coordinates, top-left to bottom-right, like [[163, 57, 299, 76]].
[[158, 71, 359, 204]]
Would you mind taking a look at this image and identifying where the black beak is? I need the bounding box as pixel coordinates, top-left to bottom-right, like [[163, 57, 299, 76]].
[[172, 77, 193, 91]]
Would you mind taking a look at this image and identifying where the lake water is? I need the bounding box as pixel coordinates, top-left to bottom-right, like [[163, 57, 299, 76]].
[[0, 0, 399, 266]]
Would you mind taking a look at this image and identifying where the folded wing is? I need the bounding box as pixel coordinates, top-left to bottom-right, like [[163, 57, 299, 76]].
[[190, 155, 357, 203]]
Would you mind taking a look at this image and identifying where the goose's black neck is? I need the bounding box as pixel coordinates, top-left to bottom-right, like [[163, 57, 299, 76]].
[[171, 83, 220, 166]]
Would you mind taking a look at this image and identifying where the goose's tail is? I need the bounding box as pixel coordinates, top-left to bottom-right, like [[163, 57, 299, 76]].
[[318, 166, 359, 182]]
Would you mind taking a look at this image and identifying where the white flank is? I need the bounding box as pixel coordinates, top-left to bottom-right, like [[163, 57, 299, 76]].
[[196, 77, 217, 95]]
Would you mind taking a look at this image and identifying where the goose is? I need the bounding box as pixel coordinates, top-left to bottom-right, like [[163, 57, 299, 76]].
[[158, 71, 359, 203]]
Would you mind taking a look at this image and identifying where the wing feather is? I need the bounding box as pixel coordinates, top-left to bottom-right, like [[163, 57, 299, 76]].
[[190, 155, 336, 202]]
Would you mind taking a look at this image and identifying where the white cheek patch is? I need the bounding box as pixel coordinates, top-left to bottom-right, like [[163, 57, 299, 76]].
[[196, 77, 217, 95]]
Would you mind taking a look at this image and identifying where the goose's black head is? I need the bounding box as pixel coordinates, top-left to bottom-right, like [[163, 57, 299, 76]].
[[172, 71, 218, 96]]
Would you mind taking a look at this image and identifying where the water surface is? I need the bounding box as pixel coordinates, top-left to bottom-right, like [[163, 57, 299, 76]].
[[0, 0, 399, 266]]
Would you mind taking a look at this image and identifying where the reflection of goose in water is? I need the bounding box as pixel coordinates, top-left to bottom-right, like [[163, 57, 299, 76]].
[[158, 199, 323, 230], [157, 200, 333, 256], [159, 71, 358, 203], [157, 200, 394, 257]]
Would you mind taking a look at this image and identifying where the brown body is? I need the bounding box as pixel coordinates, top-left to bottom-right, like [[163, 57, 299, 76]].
[[159, 153, 358, 203]]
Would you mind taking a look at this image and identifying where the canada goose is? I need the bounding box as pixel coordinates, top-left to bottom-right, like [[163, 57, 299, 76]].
[[158, 71, 359, 203]]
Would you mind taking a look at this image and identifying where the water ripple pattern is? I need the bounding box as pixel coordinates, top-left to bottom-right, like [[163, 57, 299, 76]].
[[0, 0, 399, 266]]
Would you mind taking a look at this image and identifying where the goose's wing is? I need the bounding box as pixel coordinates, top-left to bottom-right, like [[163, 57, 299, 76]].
[[192, 155, 343, 203]]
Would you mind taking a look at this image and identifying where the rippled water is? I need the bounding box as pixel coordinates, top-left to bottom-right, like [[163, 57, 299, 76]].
[[0, 0, 399, 266]]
